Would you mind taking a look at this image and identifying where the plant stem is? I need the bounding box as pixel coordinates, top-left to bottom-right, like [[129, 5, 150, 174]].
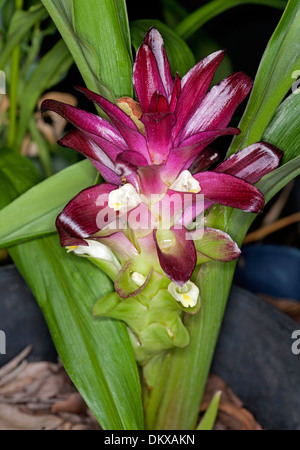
[[144, 259, 238, 430], [8, 0, 24, 149], [144, 209, 254, 430]]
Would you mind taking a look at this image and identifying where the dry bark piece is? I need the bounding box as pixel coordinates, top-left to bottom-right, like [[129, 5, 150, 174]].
[[51, 393, 87, 415], [1, 348, 261, 430], [200, 373, 262, 430], [0, 348, 100, 430], [0, 403, 63, 430]]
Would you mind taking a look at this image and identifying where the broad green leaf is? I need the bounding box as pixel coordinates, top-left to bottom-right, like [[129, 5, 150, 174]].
[[41, 0, 113, 102], [229, 0, 300, 154], [41, 0, 133, 101], [228, 155, 300, 251], [130, 19, 195, 78], [9, 237, 144, 430], [226, 91, 300, 235], [72, 0, 133, 98], [0, 147, 144, 431], [0, 159, 97, 248], [16, 39, 73, 149], [0, 3, 48, 69], [262, 92, 300, 164], [175, 0, 287, 40], [196, 391, 221, 430], [258, 156, 300, 204]]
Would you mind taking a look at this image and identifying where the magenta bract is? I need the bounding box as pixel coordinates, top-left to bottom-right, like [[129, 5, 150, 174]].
[[41, 27, 282, 286]]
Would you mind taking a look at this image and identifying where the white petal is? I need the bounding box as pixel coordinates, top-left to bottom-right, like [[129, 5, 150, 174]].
[[169, 170, 201, 193], [131, 271, 146, 287], [67, 239, 121, 270], [108, 184, 142, 213], [168, 280, 200, 308]]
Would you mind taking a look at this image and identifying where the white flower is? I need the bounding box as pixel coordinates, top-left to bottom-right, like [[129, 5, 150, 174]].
[[67, 239, 121, 271], [169, 170, 201, 193], [108, 184, 142, 214], [131, 271, 146, 287], [168, 280, 200, 308]]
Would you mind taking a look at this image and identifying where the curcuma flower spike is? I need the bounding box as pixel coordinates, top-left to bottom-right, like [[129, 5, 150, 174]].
[[41, 28, 282, 365]]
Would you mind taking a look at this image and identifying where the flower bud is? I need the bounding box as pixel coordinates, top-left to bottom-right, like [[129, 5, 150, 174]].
[[169, 170, 201, 193], [168, 280, 200, 308]]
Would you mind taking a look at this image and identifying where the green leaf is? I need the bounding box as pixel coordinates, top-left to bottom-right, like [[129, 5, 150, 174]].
[[229, 0, 300, 154], [9, 237, 144, 430], [262, 92, 300, 164], [41, 0, 133, 101], [72, 0, 133, 98], [196, 391, 221, 430], [0, 144, 144, 431], [16, 39, 73, 149], [41, 0, 112, 102], [175, 0, 287, 40], [247, 90, 300, 204], [0, 160, 97, 248], [0, 3, 48, 69], [130, 19, 195, 78], [258, 156, 300, 203], [228, 155, 300, 250]]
